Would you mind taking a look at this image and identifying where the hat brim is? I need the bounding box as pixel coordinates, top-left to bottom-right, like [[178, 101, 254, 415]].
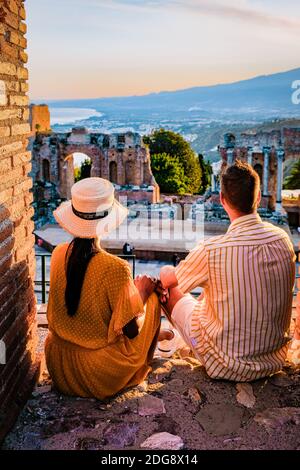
[[53, 199, 128, 239]]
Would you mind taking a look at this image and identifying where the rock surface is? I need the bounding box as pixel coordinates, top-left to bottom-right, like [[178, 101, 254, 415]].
[[2, 328, 300, 450]]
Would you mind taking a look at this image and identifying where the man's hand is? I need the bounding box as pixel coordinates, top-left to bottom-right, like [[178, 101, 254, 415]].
[[160, 265, 178, 289]]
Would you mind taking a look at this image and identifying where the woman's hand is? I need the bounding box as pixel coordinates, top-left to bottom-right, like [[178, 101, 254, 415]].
[[134, 274, 156, 305]]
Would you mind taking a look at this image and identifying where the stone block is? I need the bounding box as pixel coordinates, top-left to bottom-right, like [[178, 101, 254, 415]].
[[9, 94, 29, 106], [0, 62, 16, 76], [11, 122, 30, 136]]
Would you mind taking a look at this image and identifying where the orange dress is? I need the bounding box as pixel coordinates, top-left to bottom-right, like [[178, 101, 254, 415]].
[[45, 243, 161, 400]]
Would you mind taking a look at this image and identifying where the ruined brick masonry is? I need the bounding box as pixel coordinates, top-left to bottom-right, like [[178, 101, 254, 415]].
[[218, 130, 300, 211], [0, 0, 40, 440], [30, 106, 160, 204]]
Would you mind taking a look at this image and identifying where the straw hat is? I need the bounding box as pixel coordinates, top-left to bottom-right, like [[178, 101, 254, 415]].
[[53, 177, 128, 239]]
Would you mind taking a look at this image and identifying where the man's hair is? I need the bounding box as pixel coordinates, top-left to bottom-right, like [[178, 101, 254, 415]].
[[220, 160, 260, 214]]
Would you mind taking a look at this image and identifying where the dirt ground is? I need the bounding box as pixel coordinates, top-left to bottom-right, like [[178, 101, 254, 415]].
[[2, 326, 300, 451]]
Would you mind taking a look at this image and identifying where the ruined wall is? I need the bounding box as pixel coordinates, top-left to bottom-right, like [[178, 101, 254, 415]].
[[31, 127, 159, 203], [0, 0, 39, 440], [219, 147, 277, 210], [29, 104, 50, 133]]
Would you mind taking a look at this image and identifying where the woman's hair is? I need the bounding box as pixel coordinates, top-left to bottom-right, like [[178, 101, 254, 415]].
[[65, 237, 100, 317]]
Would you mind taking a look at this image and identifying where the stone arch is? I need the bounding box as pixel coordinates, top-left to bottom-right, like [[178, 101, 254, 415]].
[[58, 144, 104, 199], [109, 161, 118, 184], [42, 159, 50, 182]]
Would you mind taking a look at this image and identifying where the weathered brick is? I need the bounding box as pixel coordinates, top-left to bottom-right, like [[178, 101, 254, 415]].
[[5, 0, 19, 16], [19, 36, 27, 49], [23, 162, 31, 177], [13, 178, 32, 196], [0, 156, 12, 173], [19, 50, 28, 63], [0, 205, 10, 224], [0, 24, 6, 36], [0, 187, 14, 204], [9, 94, 29, 106], [2, 10, 19, 30], [0, 108, 22, 121], [0, 235, 14, 258], [7, 30, 20, 46], [12, 150, 31, 167], [22, 106, 29, 120], [0, 140, 23, 158], [5, 80, 20, 93], [0, 126, 10, 137], [10, 122, 30, 136], [0, 218, 13, 244], [19, 21, 26, 34], [0, 253, 12, 277], [16, 66, 28, 80], [14, 237, 34, 262], [0, 39, 19, 60], [8, 197, 26, 221], [19, 5, 26, 20], [0, 62, 16, 76]]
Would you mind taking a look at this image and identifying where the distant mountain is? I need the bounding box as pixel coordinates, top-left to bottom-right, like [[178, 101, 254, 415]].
[[47, 67, 300, 120]]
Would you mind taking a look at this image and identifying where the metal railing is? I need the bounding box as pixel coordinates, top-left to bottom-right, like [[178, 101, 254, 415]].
[[35, 253, 136, 304]]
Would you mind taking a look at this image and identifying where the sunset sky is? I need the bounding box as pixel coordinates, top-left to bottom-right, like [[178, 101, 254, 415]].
[[27, 0, 300, 100]]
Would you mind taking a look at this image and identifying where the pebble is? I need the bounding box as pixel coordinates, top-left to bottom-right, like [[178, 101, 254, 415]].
[[236, 383, 256, 408], [186, 387, 202, 404], [254, 407, 300, 429], [103, 422, 139, 448], [138, 395, 166, 417], [140, 432, 184, 450], [269, 372, 293, 388]]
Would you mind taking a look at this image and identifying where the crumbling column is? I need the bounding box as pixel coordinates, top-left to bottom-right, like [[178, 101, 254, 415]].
[[227, 149, 234, 165], [262, 146, 270, 196], [211, 174, 216, 192], [275, 148, 285, 212], [247, 147, 253, 166]]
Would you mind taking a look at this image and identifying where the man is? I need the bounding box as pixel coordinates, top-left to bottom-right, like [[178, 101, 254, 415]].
[[160, 160, 296, 381]]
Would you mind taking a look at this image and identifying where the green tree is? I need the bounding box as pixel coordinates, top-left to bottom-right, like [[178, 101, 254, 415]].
[[74, 166, 81, 183], [151, 153, 186, 194], [198, 154, 212, 193], [146, 129, 202, 194], [284, 160, 300, 190], [74, 159, 92, 183]]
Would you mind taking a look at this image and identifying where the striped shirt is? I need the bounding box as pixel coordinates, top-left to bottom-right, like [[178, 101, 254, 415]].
[[175, 213, 296, 381]]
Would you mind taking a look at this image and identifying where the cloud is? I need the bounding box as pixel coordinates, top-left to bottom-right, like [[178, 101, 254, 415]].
[[177, 0, 300, 32], [89, 0, 300, 32]]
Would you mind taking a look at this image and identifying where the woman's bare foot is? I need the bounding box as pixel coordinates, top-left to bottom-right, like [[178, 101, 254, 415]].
[[158, 329, 175, 342]]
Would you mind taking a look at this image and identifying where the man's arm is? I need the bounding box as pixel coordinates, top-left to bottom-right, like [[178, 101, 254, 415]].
[[161, 243, 209, 294]]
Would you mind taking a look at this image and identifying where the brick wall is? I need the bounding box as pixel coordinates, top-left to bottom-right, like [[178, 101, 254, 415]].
[[0, 0, 39, 441]]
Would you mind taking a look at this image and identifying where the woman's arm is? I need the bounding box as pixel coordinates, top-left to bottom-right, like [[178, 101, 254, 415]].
[[122, 275, 156, 339]]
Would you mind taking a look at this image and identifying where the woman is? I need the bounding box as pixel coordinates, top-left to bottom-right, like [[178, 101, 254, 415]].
[[45, 177, 164, 400]]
